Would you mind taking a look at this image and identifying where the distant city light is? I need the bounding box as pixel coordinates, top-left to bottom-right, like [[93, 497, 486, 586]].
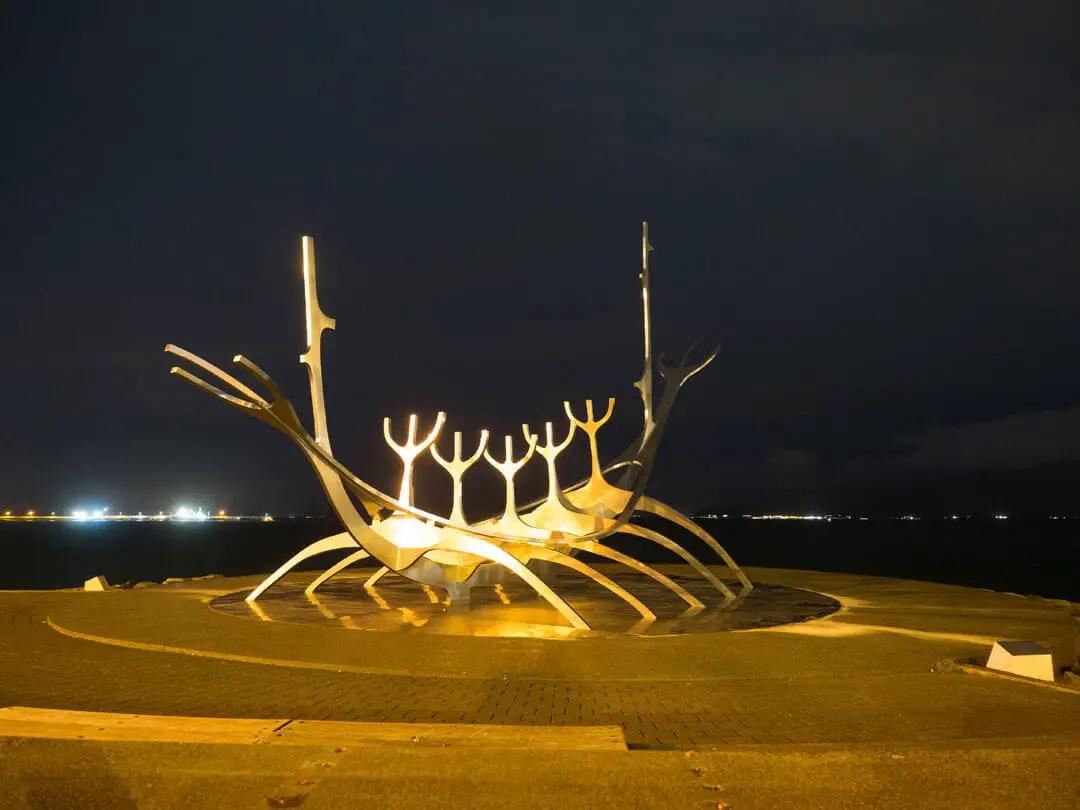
[[0, 504, 1044, 524], [173, 506, 209, 521], [2, 505, 335, 522], [749, 514, 848, 521]]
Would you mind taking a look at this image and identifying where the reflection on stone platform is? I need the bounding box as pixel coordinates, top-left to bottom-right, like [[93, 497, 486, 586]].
[[210, 569, 839, 638]]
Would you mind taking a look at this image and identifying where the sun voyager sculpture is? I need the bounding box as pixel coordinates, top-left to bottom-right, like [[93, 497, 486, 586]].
[[166, 224, 751, 630]]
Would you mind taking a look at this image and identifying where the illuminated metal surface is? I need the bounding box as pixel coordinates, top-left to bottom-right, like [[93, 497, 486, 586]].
[[431, 430, 490, 526], [167, 224, 752, 631], [385, 413, 446, 507], [211, 572, 836, 638], [482, 431, 542, 539], [304, 549, 369, 596]]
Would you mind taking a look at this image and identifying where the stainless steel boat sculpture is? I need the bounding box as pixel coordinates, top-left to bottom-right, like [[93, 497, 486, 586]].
[[166, 224, 752, 630]]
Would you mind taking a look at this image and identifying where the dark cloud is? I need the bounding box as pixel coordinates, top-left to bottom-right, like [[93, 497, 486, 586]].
[[868, 407, 1080, 475], [0, 2, 1077, 512]]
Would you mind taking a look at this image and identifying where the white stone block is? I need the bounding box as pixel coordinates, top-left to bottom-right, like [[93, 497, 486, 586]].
[[986, 640, 1054, 682], [83, 575, 109, 592]]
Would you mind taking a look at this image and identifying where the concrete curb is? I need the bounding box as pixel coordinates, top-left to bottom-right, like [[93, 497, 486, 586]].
[[0, 707, 627, 750], [957, 663, 1080, 696]]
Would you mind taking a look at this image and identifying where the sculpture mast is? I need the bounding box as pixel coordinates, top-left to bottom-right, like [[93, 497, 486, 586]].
[[298, 236, 379, 520], [634, 221, 656, 444], [299, 236, 337, 448]]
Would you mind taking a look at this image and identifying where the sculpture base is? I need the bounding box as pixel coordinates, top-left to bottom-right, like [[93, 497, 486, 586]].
[[211, 567, 837, 638], [398, 558, 560, 611]]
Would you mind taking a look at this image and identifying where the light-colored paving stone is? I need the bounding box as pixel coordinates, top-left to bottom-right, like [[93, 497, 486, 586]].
[[1, 567, 1078, 750]]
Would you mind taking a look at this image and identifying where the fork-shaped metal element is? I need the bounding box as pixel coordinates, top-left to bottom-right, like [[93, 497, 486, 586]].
[[526, 421, 576, 508], [520, 421, 600, 537], [383, 413, 447, 508], [483, 431, 540, 537], [431, 429, 490, 525], [562, 399, 630, 517], [657, 341, 719, 390], [564, 399, 614, 484]]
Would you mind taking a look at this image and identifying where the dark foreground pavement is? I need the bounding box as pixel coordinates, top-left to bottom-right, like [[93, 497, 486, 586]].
[[3, 736, 1078, 809], [1, 566, 1078, 807]]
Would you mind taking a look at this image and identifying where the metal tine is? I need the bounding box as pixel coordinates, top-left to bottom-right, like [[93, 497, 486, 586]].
[[233, 354, 289, 404], [522, 420, 575, 458], [594, 398, 616, 426], [431, 429, 489, 468], [680, 340, 700, 366], [563, 398, 615, 431], [484, 430, 538, 472], [165, 344, 267, 406], [658, 341, 720, 382], [681, 344, 719, 384], [169, 367, 259, 412], [384, 412, 447, 456]]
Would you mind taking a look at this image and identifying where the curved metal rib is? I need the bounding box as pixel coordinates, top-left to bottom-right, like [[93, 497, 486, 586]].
[[570, 540, 703, 609], [246, 532, 358, 603], [304, 549, 370, 595], [518, 546, 656, 622], [426, 535, 590, 630], [364, 565, 392, 589], [638, 496, 753, 595], [620, 523, 735, 601]]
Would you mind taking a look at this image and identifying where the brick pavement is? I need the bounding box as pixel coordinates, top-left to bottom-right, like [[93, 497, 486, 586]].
[[2, 568, 1080, 749]]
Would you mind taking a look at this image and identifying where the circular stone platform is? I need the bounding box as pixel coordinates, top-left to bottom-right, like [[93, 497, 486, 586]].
[[210, 569, 841, 637]]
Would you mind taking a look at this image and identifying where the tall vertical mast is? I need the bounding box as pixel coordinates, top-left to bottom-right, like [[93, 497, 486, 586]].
[[634, 221, 655, 442], [299, 236, 337, 448]]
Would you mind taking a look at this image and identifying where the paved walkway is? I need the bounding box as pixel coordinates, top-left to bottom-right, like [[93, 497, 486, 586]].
[[4, 736, 1079, 809], [2, 567, 1078, 750]]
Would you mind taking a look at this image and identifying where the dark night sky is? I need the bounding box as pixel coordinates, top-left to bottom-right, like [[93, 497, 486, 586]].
[[1, 3, 1078, 516]]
